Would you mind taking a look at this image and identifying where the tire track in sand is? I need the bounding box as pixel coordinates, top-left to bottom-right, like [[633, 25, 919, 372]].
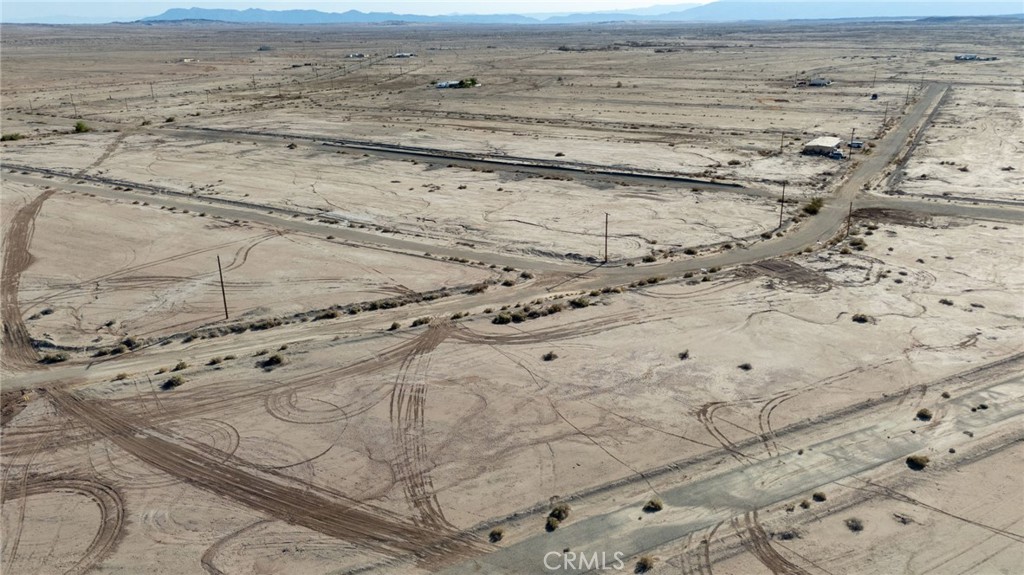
[[1, 476, 125, 575], [389, 320, 457, 532], [1, 188, 55, 368], [47, 388, 482, 564]]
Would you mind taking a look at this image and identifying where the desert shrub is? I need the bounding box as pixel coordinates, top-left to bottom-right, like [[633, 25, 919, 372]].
[[520, 271, 534, 279], [74, 121, 92, 133], [799, 500, 811, 509], [254, 349, 269, 356], [916, 408, 933, 421], [852, 314, 871, 324], [489, 528, 504, 543], [39, 352, 69, 364], [939, 298, 954, 306], [542, 351, 558, 361], [549, 503, 571, 521], [569, 296, 590, 309], [165, 117, 175, 123], [643, 498, 663, 513], [941, 391, 950, 399], [388, 322, 401, 331], [510, 311, 526, 323], [906, 454, 930, 470], [113, 372, 130, 381], [738, 363, 753, 371], [802, 197, 824, 215], [162, 375, 184, 390], [108, 345, 127, 355], [678, 350, 690, 360], [493, 312, 513, 325], [683, 248, 697, 255], [728, 159, 742, 166], [207, 357, 223, 366], [259, 354, 284, 369], [172, 360, 188, 371], [502, 279, 515, 287], [1, 133, 25, 141], [547, 303, 564, 314], [812, 492, 827, 502], [636, 556, 655, 573], [642, 255, 657, 263], [503, 266, 515, 272], [315, 310, 339, 320], [411, 317, 431, 327], [845, 518, 864, 532], [468, 283, 488, 294], [224, 354, 237, 360], [545, 516, 560, 532]]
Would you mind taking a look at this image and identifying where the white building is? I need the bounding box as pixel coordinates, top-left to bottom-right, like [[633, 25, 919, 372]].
[[803, 136, 843, 155]]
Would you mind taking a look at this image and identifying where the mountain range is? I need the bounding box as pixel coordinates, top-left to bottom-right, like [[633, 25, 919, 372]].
[[138, 2, 1023, 25]]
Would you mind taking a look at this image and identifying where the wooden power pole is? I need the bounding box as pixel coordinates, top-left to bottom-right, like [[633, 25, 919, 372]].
[[604, 213, 609, 263], [217, 256, 229, 320], [779, 181, 787, 228]]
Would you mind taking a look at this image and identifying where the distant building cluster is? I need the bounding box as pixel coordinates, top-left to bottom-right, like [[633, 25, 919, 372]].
[[436, 78, 479, 89], [390, 52, 417, 58], [345, 53, 365, 59], [954, 54, 998, 61]]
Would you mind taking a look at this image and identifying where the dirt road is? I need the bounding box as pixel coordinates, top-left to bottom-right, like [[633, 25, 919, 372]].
[[1, 188, 55, 369]]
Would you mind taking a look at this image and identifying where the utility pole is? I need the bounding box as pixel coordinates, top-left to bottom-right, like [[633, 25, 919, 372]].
[[849, 128, 856, 156], [28, 99, 33, 113], [252, 75, 257, 90], [845, 202, 854, 239], [604, 213, 610, 263], [871, 70, 877, 89], [216, 256, 229, 320], [779, 132, 785, 153], [883, 101, 889, 125], [905, 85, 910, 106], [779, 181, 787, 228], [70, 94, 78, 116], [150, 82, 156, 100]]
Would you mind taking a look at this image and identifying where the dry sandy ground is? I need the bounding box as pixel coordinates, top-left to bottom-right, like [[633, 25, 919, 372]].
[[2, 132, 781, 259], [2, 19, 1022, 575]]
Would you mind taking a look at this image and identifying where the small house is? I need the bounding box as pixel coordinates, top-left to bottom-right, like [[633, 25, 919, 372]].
[[803, 136, 843, 156]]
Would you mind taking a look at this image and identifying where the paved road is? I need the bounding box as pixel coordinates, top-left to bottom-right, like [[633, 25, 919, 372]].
[[441, 372, 1024, 574]]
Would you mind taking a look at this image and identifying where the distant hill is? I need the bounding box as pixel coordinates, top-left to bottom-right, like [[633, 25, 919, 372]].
[[140, 8, 538, 25], [674, 1, 1023, 22], [138, 2, 1024, 26]]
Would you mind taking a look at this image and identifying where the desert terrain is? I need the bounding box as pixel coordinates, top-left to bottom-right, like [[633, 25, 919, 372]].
[[1, 18, 1022, 575]]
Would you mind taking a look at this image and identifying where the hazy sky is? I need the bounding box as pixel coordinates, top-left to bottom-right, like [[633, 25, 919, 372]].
[[0, 0, 978, 23], [1, 1, 703, 23]]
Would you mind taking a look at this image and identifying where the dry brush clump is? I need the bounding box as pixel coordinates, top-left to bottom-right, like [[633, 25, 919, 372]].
[[643, 498, 663, 513], [635, 556, 655, 573], [906, 454, 930, 470], [489, 528, 504, 543], [161, 375, 184, 390], [845, 518, 864, 532], [916, 408, 933, 421], [39, 352, 69, 364]]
